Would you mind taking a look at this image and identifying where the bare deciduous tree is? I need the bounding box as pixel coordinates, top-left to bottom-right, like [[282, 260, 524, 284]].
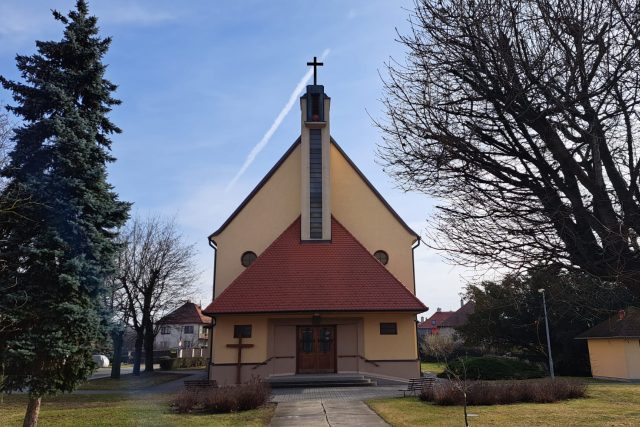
[[379, 0, 640, 293], [113, 216, 198, 375]]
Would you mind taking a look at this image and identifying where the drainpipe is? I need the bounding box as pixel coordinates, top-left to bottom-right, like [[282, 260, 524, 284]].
[[411, 236, 421, 296], [207, 236, 218, 380]]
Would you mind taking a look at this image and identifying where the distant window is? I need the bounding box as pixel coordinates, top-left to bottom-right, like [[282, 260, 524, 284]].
[[380, 322, 398, 335], [374, 250, 389, 265], [431, 320, 436, 326], [183, 325, 194, 334], [160, 326, 170, 335], [241, 251, 257, 267], [234, 325, 252, 338]]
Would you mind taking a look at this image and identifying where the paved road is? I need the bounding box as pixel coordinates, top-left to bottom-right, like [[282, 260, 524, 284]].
[[89, 364, 163, 380], [270, 399, 389, 427]]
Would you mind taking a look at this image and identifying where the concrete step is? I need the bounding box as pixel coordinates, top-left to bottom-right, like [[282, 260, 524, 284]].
[[267, 374, 377, 388]]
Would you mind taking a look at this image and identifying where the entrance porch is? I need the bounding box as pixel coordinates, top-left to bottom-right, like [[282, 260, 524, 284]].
[[208, 312, 420, 385]]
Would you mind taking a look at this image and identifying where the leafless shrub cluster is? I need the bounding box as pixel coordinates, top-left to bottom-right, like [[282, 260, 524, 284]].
[[171, 381, 271, 414], [421, 378, 587, 405]]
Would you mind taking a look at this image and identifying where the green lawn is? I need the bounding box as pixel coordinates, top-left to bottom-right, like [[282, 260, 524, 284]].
[[78, 372, 189, 390], [420, 361, 446, 375], [0, 394, 274, 427], [367, 382, 640, 426]]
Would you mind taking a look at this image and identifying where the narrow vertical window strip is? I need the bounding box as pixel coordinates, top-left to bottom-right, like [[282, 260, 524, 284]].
[[309, 129, 322, 238]]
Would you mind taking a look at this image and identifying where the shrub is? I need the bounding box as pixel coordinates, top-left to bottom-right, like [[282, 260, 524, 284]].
[[172, 389, 200, 413], [170, 379, 271, 414], [438, 356, 544, 380], [159, 356, 176, 370], [420, 378, 586, 406], [174, 356, 208, 369]]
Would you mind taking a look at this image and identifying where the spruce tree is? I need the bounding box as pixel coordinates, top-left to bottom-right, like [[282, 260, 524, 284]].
[[0, 1, 130, 425]]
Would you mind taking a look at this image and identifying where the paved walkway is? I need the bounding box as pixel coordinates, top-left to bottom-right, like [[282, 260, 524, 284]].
[[270, 399, 389, 427], [73, 369, 207, 395]]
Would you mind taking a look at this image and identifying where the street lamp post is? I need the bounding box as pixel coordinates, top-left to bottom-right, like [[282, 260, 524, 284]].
[[538, 288, 555, 380]]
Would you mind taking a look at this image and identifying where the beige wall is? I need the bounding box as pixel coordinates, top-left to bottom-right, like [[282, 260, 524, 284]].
[[212, 145, 301, 297], [210, 312, 420, 382], [212, 315, 268, 364], [363, 313, 418, 360], [624, 339, 640, 379], [330, 143, 417, 291], [587, 338, 640, 380]]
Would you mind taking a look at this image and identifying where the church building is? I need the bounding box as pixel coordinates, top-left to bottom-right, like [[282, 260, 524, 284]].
[[203, 60, 427, 384]]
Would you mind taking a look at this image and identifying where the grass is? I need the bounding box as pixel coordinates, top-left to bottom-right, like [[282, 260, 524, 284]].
[[367, 381, 640, 426], [78, 372, 189, 390], [0, 393, 275, 427], [421, 361, 446, 375]]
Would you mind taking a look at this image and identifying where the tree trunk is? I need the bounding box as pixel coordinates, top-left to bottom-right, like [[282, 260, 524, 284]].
[[22, 396, 41, 427], [143, 322, 155, 372], [110, 328, 124, 379], [132, 330, 143, 376]]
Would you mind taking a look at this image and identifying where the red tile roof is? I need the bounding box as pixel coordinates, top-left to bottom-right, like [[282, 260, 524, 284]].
[[203, 217, 427, 314], [418, 310, 455, 329], [158, 302, 212, 325], [576, 307, 640, 339], [440, 301, 475, 328]]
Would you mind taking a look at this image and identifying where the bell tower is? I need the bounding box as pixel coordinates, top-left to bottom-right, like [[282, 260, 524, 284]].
[[300, 57, 331, 241]]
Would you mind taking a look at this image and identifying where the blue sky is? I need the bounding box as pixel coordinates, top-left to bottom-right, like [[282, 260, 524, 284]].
[[0, 0, 484, 314]]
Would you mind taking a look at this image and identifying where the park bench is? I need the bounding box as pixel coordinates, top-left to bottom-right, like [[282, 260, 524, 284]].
[[400, 377, 436, 397], [183, 379, 218, 390]]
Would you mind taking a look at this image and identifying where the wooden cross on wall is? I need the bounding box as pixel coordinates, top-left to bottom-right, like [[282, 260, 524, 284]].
[[226, 337, 254, 384]]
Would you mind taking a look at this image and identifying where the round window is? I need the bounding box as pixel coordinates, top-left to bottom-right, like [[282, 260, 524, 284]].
[[241, 251, 257, 267], [374, 250, 389, 265]]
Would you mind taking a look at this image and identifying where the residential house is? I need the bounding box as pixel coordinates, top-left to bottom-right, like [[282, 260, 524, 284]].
[[417, 308, 455, 340], [438, 301, 475, 340], [576, 307, 640, 381], [155, 301, 211, 350]]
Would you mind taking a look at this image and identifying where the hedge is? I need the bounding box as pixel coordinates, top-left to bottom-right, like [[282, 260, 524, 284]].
[[438, 356, 545, 380]]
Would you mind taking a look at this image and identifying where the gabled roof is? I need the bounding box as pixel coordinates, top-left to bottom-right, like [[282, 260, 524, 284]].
[[203, 216, 427, 315], [418, 310, 455, 329], [440, 301, 475, 328], [576, 307, 640, 339], [209, 137, 418, 240], [158, 302, 211, 325]]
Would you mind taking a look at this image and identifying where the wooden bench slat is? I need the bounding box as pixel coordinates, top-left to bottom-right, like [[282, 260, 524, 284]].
[[400, 377, 436, 397], [184, 379, 218, 389]]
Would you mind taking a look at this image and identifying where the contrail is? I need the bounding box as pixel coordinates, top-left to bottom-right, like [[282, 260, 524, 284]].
[[226, 49, 331, 192]]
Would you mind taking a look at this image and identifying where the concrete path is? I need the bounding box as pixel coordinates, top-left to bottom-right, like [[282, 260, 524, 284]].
[[269, 399, 389, 427], [73, 369, 206, 395]]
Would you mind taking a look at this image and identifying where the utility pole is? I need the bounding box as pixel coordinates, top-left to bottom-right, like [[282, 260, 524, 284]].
[[538, 288, 555, 380]]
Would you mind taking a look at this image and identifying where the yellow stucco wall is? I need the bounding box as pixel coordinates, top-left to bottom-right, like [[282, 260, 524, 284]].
[[363, 313, 417, 360], [624, 339, 640, 379], [212, 315, 268, 364], [587, 338, 640, 380], [211, 312, 418, 364], [330, 144, 417, 291], [212, 140, 419, 297], [212, 144, 301, 297]]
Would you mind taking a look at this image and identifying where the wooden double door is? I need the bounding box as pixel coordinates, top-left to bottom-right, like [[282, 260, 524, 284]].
[[296, 326, 336, 374]]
